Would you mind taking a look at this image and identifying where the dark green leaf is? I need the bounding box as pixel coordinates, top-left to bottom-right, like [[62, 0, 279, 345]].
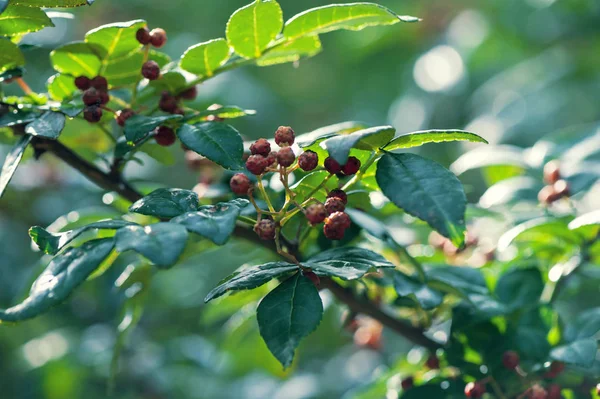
[[0, 109, 37, 127], [25, 111, 66, 139], [0, 238, 115, 322], [50, 41, 101, 78], [115, 223, 189, 268], [376, 152, 467, 247], [305, 247, 394, 280], [0, 38, 25, 73], [12, 0, 92, 6], [425, 266, 489, 296], [256, 35, 322, 66], [0, 134, 31, 198], [495, 268, 543, 311], [177, 122, 244, 170], [383, 129, 488, 151], [0, 67, 23, 82], [171, 199, 249, 245], [124, 114, 182, 143], [129, 188, 199, 218], [564, 308, 600, 343], [205, 262, 299, 302], [257, 273, 323, 368], [0, 5, 53, 36], [180, 38, 231, 76], [323, 125, 395, 165], [550, 339, 598, 368], [0, 0, 8, 14], [393, 271, 443, 310]]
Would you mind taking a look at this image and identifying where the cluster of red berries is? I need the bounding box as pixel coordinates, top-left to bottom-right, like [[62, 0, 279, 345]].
[[74, 75, 110, 123], [158, 87, 197, 116], [307, 189, 352, 240], [499, 350, 566, 399], [136, 26, 167, 48], [324, 155, 361, 176], [538, 160, 570, 205]]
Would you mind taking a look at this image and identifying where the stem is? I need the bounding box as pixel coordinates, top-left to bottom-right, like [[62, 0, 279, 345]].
[[256, 178, 276, 213], [15, 78, 33, 96], [237, 215, 257, 225]]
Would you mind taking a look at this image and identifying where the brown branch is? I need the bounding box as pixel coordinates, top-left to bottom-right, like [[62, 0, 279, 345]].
[[32, 137, 439, 350]]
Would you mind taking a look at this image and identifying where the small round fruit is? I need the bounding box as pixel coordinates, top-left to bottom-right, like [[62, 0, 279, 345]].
[[324, 157, 342, 174], [179, 86, 197, 100], [159, 93, 178, 113], [274, 126, 295, 147], [502, 350, 520, 370], [304, 271, 320, 287], [596, 383, 600, 396], [298, 150, 318, 171], [426, 354, 440, 369], [82, 88, 100, 106], [527, 385, 548, 399], [98, 90, 109, 105], [277, 147, 296, 167], [74, 76, 91, 91], [83, 106, 102, 123], [254, 219, 276, 240], [142, 60, 161, 80], [246, 154, 268, 175], [538, 185, 561, 204], [546, 384, 561, 399], [324, 223, 345, 240], [544, 160, 561, 184], [150, 28, 167, 48], [136, 27, 151, 45], [266, 151, 278, 167], [230, 173, 251, 195], [325, 197, 345, 215], [553, 179, 570, 198], [306, 203, 327, 225], [90, 76, 108, 91], [155, 126, 176, 147], [115, 109, 135, 127], [327, 189, 348, 204], [326, 211, 351, 230], [549, 361, 565, 375], [401, 377, 414, 391], [250, 138, 271, 157], [342, 156, 361, 175], [464, 382, 485, 398]]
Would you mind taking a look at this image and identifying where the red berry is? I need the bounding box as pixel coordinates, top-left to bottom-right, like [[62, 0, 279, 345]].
[[324, 157, 342, 174], [277, 147, 296, 167], [254, 219, 276, 240], [401, 377, 414, 391], [245, 154, 268, 175], [155, 126, 176, 147], [150, 28, 167, 48], [502, 350, 520, 370], [538, 185, 561, 205], [250, 138, 271, 157], [90, 76, 108, 91], [325, 197, 345, 215], [115, 109, 135, 127], [83, 106, 102, 123], [298, 150, 318, 171], [304, 271, 320, 287], [230, 173, 251, 195], [74, 76, 91, 91], [306, 203, 327, 225], [82, 88, 101, 106], [179, 86, 197, 100], [465, 382, 485, 398], [544, 160, 560, 184], [323, 223, 345, 240], [553, 180, 569, 198], [142, 60, 161, 80], [173, 107, 185, 116], [327, 189, 348, 205], [546, 384, 561, 399], [426, 354, 440, 369], [265, 151, 278, 168], [274, 126, 295, 147], [159, 92, 179, 113], [326, 211, 351, 231], [549, 361, 564, 375], [136, 27, 151, 45], [98, 90, 109, 105], [342, 156, 361, 175]]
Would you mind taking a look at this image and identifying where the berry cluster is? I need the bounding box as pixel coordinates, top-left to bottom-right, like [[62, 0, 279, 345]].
[[323, 155, 361, 176], [74, 75, 109, 123], [538, 160, 570, 205]]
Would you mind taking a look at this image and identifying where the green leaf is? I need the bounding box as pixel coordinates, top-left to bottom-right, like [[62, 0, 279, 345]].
[[0, 238, 114, 322], [564, 308, 600, 343], [569, 210, 600, 230], [0, 0, 8, 14], [129, 188, 199, 218], [177, 122, 244, 170], [383, 130, 488, 151], [392, 271, 443, 310], [425, 266, 489, 296], [512, 309, 551, 360], [124, 114, 182, 143], [185, 106, 256, 124], [0, 109, 37, 127], [297, 121, 369, 148], [47, 74, 77, 101], [205, 262, 299, 302], [289, 170, 338, 203], [305, 247, 394, 280], [257, 273, 323, 368], [283, 3, 418, 40], [256, 35, 322, 66], [376, 153, 467, 248], [115, 223, 189, 268], [0, 67, 24, 83], [495, 268, 543, 311], [0, 38, 25, 73], [0, 5, 54, 36], [450, 145, 528, 176], [226, 0, 283, 59], [50, 42, 101, 78], [0, 134, 31, 198], [180, 38, 231, 77], [29, 219, 135, 255], [24, 111, 65, 139], [12, 0, 93, 7], [550, 339, 597, 368], [498, 217, 580, 252], [323, 125, 395, 165], [102, 50, 169, 88], [85, 20, 145, 58]]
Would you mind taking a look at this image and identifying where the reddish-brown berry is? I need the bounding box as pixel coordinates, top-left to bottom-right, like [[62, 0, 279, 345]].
[[553, 180, 570, 198], [306, 203, 327, 225], [82, 88, 101, 106], [254, 219, 276, 240], [246, 154, 268, 175], [136, 27, 151, 45], [502, 350, 520, 370], [298, 150, 318, 171], [324, 223, 345, 240], [546, 384, 561, 399], [326, 211, 351, 230], [155, 126, 176, 147], [142, 60, 161, 80], [401, 377, 414, 391], [83, 106, 102, 123], [179, 86, 197, 100], [250, 138, 271, 157], [274, 126, 295, 147], [325, 197, 345, 215], [98, 90, 109, 105], [277, 147, 296, 167], [549, 361, 565, 375], [74, 76, 91, 91], [544, 160, 561, 184], [304, 271, 320, 287], [159, 92, 179, 113], [538, 185, 561, 205], [230, 173, 251, 195], [426, 354, 440, 369], [150, 28, 167, 48], [173, 107, 185, 116], [115, 109, 135, 127], [90, 76, 108, 91], [265, 151, 278, 168], [328, 189, 348, 205], [342, 156, 361, 175], [324, 157, 342, 174], [465, 382, 485, 398]]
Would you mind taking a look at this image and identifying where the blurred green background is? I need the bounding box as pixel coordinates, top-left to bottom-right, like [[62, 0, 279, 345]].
[[1, 0, 600, 398]]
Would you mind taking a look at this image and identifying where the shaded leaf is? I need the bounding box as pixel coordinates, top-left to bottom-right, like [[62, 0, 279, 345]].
[[124, 114, 182, 143], [177, 122, 244, 170], [0, 67, 23, 82], [129, 188, 199, 218], [425, 266, 489, 296], [180, 38, 231, 77], [323, 125, 395, 165], [0, 134, 31, 198], [495, 268, 544, 311], [25, 111, 66, 139], [550, 339, 597, 368], [50, 41, 101, 78], [0, 38, 25, 73], [383, 129, 487, 151], [0, 109, 37, 127], [564, 308, 600, 343], [306, 247, 394, 280], [393, 271, 443, 310]]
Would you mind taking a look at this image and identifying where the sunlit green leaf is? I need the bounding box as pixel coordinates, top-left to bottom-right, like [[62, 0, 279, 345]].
[[383, 130, 488, 151], [0, 38, 25, 73], [47, 73, 77, 101], [50, 41, 101, 78], [550, 339, 597, 368], [124, 114, 182, 143], [0, 5, 53, 36], [256, 35, 322, 66], [323, 125, 395, 165], [180, 38, 231, 77]]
